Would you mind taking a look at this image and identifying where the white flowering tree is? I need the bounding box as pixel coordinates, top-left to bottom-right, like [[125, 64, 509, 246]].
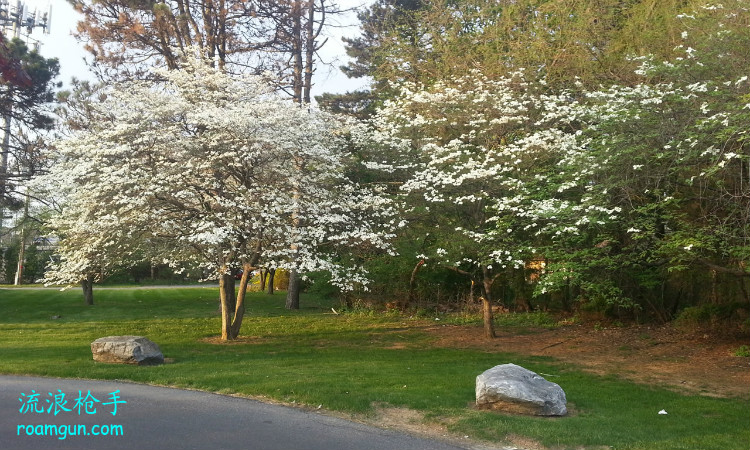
[[38, 53, 395, 340], [353, 1, 750, 329], [356, 71, 616, 338], [557, 3, 750, 319]]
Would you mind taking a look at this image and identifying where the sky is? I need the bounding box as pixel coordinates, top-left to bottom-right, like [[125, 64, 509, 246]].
[[18, 0, 370, 97]]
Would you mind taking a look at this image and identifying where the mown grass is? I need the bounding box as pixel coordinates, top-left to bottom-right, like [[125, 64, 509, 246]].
[[0, 287, 747, 449]]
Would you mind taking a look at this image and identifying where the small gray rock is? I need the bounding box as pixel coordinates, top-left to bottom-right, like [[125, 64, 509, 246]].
[[91, 336, 164, 366], [476, 363, 567, 416]]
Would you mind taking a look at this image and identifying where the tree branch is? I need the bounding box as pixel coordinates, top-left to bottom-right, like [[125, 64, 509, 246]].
[[698, 259, 750, 278]]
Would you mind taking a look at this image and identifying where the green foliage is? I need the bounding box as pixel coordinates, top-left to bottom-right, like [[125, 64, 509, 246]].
[[315, 90, 378, 120], [0, 236, 49, 285], [733, 345, 750, 358], [2, 38, 60, 130], [343, 0, 750, 323], [529, 1, 750, 322], [2, 242, 19, 284], [17, 243, 51, 284], [354, 225, 471, 307], [300, 271, 339, 300], [98, 262, 191, 285], [124, 0, 156, 10], [344, 0, 717, 90], [341, 0, 426, 82], [493, 311, 559, 329]]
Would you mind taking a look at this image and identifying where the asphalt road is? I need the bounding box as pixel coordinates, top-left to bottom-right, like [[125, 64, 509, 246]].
[[1, 375, 476, 450]]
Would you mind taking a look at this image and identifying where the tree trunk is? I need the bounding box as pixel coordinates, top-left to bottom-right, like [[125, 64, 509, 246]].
[[513, 268, 532, 312], [221, 239, 263, 340], [562, 273, 572, 312], [710, 269, 719, 304], [481, 266, 497, 339], [260, 268, 267, 291], [0, 102, 12, 209], [13, 233, 26, 285], [289, 0, 305, 300], [267, 268, 276, 295], [229, 262, 253, 339], [219, 272, 234, 340], [81, 274, 95, 306], [13, 191, 30, 285], [292, 0, 304, 103], [221, 272, 237, 313], [481, 296, 495, 339], [217, 0, 227, 69], [286, 269, 300, 309], [303, 0, 315, 104], [407, 259, 425, 307]]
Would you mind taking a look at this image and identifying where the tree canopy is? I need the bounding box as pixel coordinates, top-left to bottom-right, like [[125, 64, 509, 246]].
[[0, 36, 59, 209], [38, 52, 395, 339], [343, 0, 749, 329]]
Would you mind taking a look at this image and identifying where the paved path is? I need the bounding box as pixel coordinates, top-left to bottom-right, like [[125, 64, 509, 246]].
[[1, 375, 477, 450]]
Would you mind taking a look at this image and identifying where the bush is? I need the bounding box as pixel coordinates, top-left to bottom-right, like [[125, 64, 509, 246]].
[[675, 303, 750, 335]]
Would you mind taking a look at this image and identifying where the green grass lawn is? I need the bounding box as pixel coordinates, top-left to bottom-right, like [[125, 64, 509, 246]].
[[1, 287, 747, 449]]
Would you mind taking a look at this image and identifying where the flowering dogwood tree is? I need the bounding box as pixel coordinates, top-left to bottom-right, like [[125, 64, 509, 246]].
[[354, 0, 750, 328], [355, 71, 616, 337], [38, 52, 395, 340], [557, 3, 750, 317]]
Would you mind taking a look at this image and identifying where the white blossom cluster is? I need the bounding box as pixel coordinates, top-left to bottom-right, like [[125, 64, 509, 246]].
[[37, 52, 396, 290], [353, 70, 611, 274]]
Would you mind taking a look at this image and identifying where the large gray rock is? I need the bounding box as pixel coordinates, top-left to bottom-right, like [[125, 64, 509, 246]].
[[476, 363, 567, 416], [91, 336, 164, 365]]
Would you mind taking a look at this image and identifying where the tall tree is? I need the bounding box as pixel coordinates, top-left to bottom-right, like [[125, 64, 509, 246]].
[[38, 53, 395, 337], [67, 0, 282, 79], [0, 36, 59, 210], [70, 0, 340, 308], [340, 0, 423, 82], [354, 71, 614, 338], [317, 0, 424, 117], [69, 0, 339, 90], [555, 1, 750, 318], [266, 0, 336, 308], [0, 34, 59, 284]]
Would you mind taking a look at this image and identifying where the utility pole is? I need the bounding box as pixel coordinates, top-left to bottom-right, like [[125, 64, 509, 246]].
[[0, 0, 51, 283]]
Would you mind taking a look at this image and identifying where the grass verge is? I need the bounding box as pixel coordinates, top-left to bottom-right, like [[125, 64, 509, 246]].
[[0, 287, 747, 449]]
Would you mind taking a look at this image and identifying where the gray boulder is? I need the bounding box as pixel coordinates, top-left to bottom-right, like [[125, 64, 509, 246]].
[[91, 336, 164, 365], [476, 363, 567, 416]]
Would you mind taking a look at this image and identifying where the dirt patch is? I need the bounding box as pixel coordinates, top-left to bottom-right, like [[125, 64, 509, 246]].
[[504, 434, 546, 450], [200, 336, 268, 345], [429, 322, 750, 399], [367, 403, 512, 450], [372, 403, 448, 435]]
